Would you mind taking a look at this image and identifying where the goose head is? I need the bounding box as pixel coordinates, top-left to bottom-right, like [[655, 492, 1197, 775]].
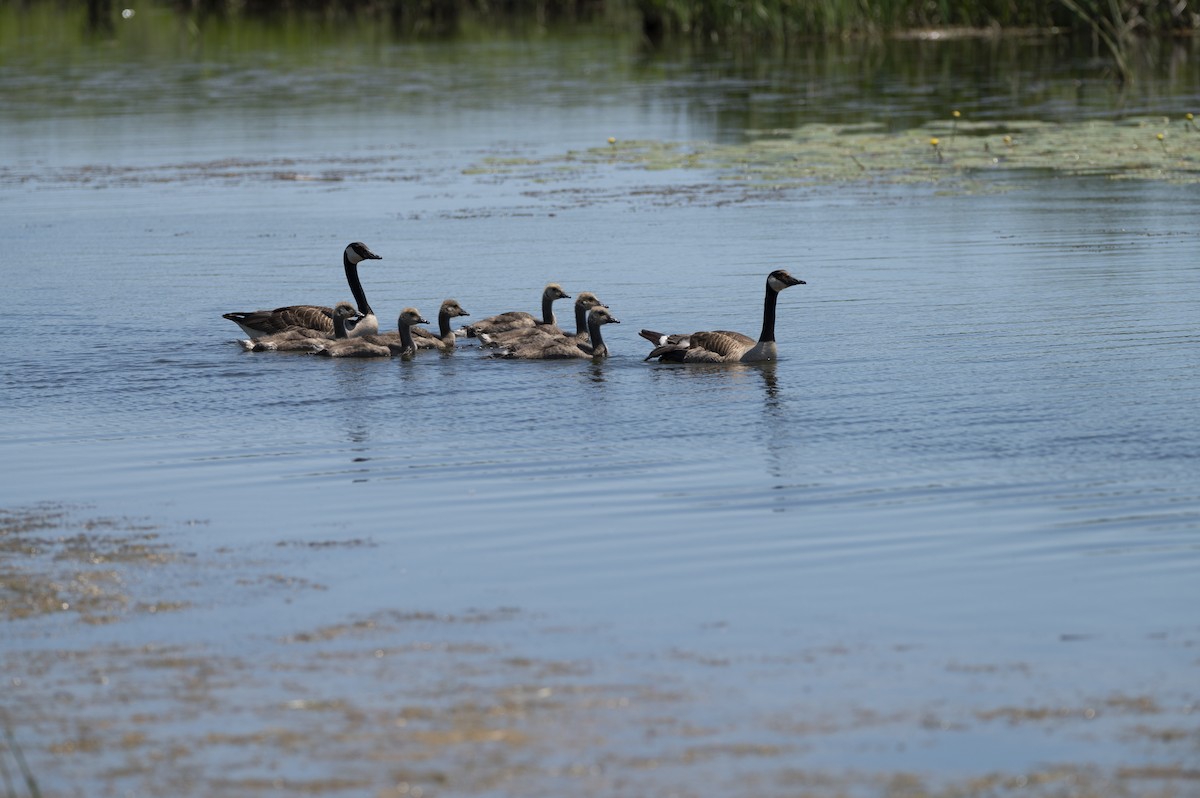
[[767, 269, 805, 292], [575, 292, 607, 311], [335, 302, 368, 336], [439, 299, 470, 319], [588, 307, 621, 326], [345, 242, 383, 265], [398, 308, 430, 329], [543, 283, 571, 302]]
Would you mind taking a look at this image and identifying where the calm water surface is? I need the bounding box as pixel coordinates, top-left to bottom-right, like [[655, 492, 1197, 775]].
[[2, 23, 1199, 796]]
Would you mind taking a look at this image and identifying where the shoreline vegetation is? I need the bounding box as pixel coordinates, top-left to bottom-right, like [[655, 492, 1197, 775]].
[[6, 1, 1197, 81], [60, 0, 1200, 37]]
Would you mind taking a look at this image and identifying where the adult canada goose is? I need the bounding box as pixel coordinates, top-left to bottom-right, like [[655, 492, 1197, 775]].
[[459, 283, 570, 338], [316, 308, 429, 359], [479, 292, 606, 347], [405, 299, 470, 351], [222, 242, 383, 338], [239, 301, 361, 352], [496, 307, 620, 360], [641, 270, 806, 363]]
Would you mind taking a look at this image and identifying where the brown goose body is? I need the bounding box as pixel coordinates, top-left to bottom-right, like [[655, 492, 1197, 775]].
[[239, 302, 361, 352], [460, 283, 570, 338], [496, 307, 619, 360], [222, 242, 382, 338], [642, 270, 805, 363], [480, 292, 606, 348], [317, 308, 429, 359]]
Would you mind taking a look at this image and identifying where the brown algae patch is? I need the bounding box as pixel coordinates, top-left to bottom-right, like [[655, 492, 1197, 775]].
[[0, 504, 186, 624], [976, 692, 1164, 725]]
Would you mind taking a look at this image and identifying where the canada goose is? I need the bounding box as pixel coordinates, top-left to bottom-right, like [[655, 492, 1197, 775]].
[[406, 299, 470, 351], [239, 301, 361, 352], [223, 242, 382, 338], [459, 283, 570, 338], [317, 308, 429, 359], [641, 270, 806, 363], [479, 292, 606, 347], [496, 307, 620, 359]]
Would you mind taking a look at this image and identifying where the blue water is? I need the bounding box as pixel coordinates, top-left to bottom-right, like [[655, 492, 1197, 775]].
[[2, 31, 1199, 797]]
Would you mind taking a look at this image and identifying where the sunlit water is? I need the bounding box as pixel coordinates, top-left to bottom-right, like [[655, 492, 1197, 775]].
[[2, 24, 1199, 795]]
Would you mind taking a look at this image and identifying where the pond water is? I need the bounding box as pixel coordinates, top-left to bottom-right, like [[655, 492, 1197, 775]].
[[2, 15, 1199, 798]]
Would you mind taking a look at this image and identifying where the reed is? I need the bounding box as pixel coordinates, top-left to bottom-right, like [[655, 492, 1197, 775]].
[[1054, 0, 1182, 82], [0, 713, 40, 798], [27, 0, 1200, 49]]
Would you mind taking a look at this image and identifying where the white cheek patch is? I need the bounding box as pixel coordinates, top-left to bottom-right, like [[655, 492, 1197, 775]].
[[768, 276, 788, 292], [345, 245, 363, 264]]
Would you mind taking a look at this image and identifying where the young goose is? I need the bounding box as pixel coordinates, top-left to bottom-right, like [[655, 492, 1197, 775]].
[[406, 299, 470, 351], [459, 283, 570, 338], [496, 307, 620, 360], [641, 270, 806, 363], [223, 242, 383, 338], [317, 308, 429, 359], [239, 301, 361, 352], [479, 292, 606, 347]]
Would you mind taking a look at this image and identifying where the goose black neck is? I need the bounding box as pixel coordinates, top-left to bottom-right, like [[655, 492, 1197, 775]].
[[587, 317, 606, 350], [540, 293, 556, 326], [573, 304, 589, 335], [397, 323, 415, 354], [758, 284, 780, 343], [344, 253, 373, 316], [438, 310, 453, 338]]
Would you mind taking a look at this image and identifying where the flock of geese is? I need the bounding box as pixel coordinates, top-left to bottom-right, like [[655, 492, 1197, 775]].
[[223, 242, 806, 362]]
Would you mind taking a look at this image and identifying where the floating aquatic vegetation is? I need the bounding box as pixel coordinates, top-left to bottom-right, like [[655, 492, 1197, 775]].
[[0, 504, 184, 624], [474, 116, 1200, 195]]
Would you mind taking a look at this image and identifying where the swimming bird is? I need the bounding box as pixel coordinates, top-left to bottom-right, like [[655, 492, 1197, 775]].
[[316, 308, 429, 359], [239, 301, 361, 352], [408, 299, 470, 351], [495, 307, 620, 359], [479, 291, 607, 347], [222, 242, 383, 338], [641, 270, 805, 363], [459, 283, 570, 338]]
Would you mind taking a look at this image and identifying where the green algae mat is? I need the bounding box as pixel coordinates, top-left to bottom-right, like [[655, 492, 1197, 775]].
[[474, 115, 1200, 192]]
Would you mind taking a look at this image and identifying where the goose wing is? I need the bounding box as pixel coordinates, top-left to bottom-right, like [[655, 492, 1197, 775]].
[[316, 336, 392, 358], [224, 304, 334, 336], [688, 331, 754, 359], [479, 323, 567, 347], [464, 311, 538, 337], [497, 338, 589, 359], [238, 324, 333, 351], [645, 329, 754, 362]]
